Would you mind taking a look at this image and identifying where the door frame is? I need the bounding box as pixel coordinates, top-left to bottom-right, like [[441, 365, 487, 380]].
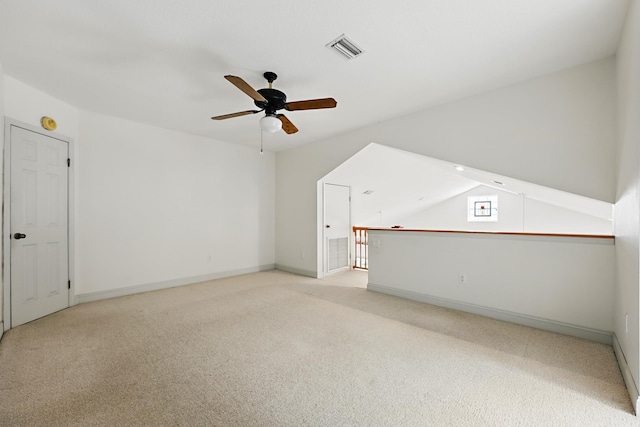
[[3, 118, 76, 331], [321, 182, 352, 277]]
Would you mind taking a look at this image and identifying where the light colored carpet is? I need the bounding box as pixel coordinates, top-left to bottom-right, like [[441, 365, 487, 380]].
[[0, 269, 637, 426]]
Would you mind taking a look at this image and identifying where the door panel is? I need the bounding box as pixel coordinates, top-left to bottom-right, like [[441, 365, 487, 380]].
[[324, 183, 350, 274], [10, 126, 69, 327], [22, 244, 38, 301]]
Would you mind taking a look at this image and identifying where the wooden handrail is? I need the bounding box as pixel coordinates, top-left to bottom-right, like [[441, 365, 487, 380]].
[[365, 227, 614, 240]]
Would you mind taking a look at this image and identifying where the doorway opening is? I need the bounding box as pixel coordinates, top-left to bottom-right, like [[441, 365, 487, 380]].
[[321, 183, 351, 277]]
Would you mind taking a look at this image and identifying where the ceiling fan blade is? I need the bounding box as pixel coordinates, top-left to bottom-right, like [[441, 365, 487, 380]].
[[277, 114, 299, 134], [224, 75, 267, 102], [285, 98, 337, 111], [211, 110, 261, 120]]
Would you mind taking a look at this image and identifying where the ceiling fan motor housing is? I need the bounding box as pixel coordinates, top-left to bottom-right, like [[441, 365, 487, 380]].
[[255, 88, 287, 115]]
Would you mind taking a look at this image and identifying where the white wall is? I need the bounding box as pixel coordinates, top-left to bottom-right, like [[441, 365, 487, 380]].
[[2, 76, 275, 300], [396, 185, 524, 231], [4, 76, 80, 141], [397, 185, 612, 235], [276, 58, 617, 276], [77, 111, 275, 295], [524, 198, 612, 235], [368, 229, 614, 343], [615, 0, 640, 412]]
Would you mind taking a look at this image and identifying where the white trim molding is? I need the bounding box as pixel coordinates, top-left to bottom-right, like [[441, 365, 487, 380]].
[[76, 264, 275, 304], [368, 283, 613, 345], [274, 264, 316, 278], [613, 333, 640, 415]]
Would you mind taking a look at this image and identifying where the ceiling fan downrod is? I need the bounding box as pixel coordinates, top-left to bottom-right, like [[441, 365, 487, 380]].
[[263, 71, 277, 88]]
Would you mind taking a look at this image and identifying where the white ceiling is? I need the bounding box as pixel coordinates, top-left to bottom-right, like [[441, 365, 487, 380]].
[[0, 0, 629, 152]]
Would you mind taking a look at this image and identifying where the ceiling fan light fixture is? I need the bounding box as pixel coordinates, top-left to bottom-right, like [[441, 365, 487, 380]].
[[260, 115, 282, 133]]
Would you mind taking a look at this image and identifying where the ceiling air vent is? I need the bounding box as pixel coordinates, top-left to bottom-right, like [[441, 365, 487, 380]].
[[327, 34, 364, 60]]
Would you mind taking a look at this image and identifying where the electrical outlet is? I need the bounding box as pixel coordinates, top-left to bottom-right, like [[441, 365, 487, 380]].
[[458, 273, 467, 284]]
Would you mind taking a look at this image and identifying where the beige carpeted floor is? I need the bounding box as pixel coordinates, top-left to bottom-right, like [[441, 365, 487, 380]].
[[0, 269, 638, 426]]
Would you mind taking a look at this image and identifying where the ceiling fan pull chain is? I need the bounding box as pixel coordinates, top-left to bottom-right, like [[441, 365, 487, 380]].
[[260, 129, 264, 154]]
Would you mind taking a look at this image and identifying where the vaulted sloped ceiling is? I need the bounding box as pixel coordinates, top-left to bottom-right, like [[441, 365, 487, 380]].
[[0, 0, 629, 152], [323, 144, 613, 227]]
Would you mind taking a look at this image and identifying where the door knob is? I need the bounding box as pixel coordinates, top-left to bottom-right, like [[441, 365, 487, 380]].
[[326, 225, 331, 228], [13, 233, 26, 240]]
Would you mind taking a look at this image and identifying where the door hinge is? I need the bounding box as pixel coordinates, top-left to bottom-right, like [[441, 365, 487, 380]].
[[67, 158, 71, 167], [68, 280, 71, 289]]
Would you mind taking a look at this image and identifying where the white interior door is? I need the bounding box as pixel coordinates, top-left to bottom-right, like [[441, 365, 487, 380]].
[[10, 125, 69, 327], [324, 183, 350, 274]]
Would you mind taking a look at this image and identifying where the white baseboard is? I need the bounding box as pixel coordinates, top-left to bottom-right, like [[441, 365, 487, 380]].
[[76, 264, 275, 304], [274, 264, 316, 278], [613, 333, 640, 415], [368, 283, 613, 345]]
